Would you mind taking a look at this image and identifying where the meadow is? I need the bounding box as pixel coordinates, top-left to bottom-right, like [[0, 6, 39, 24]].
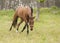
[[0, 7, 60, 43]]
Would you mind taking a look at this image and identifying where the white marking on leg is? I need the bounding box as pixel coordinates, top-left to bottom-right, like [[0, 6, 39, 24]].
[[16, 30, 18, 33]]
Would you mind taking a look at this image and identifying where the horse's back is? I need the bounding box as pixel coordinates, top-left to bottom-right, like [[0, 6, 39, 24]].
[[15, 6, 24, 16], [15, 6, 32, 20]]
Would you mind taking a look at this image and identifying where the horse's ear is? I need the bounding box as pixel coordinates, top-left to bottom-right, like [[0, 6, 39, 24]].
[[29, 16, 35, 19]]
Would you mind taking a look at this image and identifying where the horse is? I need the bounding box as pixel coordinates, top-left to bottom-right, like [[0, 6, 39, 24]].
[[9, 5, 35, 34]]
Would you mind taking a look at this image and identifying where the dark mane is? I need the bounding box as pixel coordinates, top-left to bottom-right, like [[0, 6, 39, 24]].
[[30, 6, 33, 16]]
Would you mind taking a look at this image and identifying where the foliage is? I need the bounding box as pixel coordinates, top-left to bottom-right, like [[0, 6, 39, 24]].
[[50, 6, 59, 10], [0, 9, 14, 16], [0, 9, 14, 21], [40, 6, 60, 15], [37, 0, 45, 3]]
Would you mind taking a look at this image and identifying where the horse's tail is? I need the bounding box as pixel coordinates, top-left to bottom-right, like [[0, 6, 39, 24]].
[[12, 15, 18, 28]]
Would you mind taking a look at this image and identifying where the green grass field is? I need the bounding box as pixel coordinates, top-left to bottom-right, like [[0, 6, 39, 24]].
[[0, 8, 60, 43]]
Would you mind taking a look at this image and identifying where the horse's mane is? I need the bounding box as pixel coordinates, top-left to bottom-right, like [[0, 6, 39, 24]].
[[25, 6, 33, 16], [29, 6, 33, 16]]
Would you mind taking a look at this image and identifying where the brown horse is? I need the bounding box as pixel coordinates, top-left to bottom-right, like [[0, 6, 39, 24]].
[[9, 5, 35, 34]]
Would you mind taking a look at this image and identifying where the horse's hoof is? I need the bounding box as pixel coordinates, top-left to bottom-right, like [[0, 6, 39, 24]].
[[16, 30, 18, 33]]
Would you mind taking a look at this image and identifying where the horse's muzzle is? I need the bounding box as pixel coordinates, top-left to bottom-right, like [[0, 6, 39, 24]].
[[30, 28, 33, 31], [30, 25, 33, 31]]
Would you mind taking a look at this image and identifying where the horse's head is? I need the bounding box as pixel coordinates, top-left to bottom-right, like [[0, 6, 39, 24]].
[[29, 17, 35, 31]]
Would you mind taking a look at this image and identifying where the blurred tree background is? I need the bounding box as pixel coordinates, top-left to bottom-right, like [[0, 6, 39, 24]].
[[0, 0, 60, 10], [0, 0, 60, 20]]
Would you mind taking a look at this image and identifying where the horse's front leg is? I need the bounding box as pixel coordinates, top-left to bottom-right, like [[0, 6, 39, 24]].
[[20, 23, 27, 32], [20, 19, 29, 34], [26, 23, 29, 35], [20, 22, 29, 34], [16, 20, 23, 32]]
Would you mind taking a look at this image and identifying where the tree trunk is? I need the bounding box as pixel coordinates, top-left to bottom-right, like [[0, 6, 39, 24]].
[[36, 1, 40, 21], [9, 0, 12, 9], [0, 0, 4, 10]]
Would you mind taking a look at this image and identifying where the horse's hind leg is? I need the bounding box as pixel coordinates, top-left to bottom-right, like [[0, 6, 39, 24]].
[[9, 20, 15, 31], [9, 22, 13, 31], [9, 16, 18, 31], [9, 25, 12, 31]]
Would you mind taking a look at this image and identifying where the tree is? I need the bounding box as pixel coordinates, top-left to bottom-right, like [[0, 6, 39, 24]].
[[36, 0, 45, 21], [20, 0, 31, 5], [0, 0, 4, 10]]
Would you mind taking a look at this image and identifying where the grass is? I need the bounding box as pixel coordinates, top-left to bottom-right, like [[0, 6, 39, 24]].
[[0, 8, 60, 43]]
